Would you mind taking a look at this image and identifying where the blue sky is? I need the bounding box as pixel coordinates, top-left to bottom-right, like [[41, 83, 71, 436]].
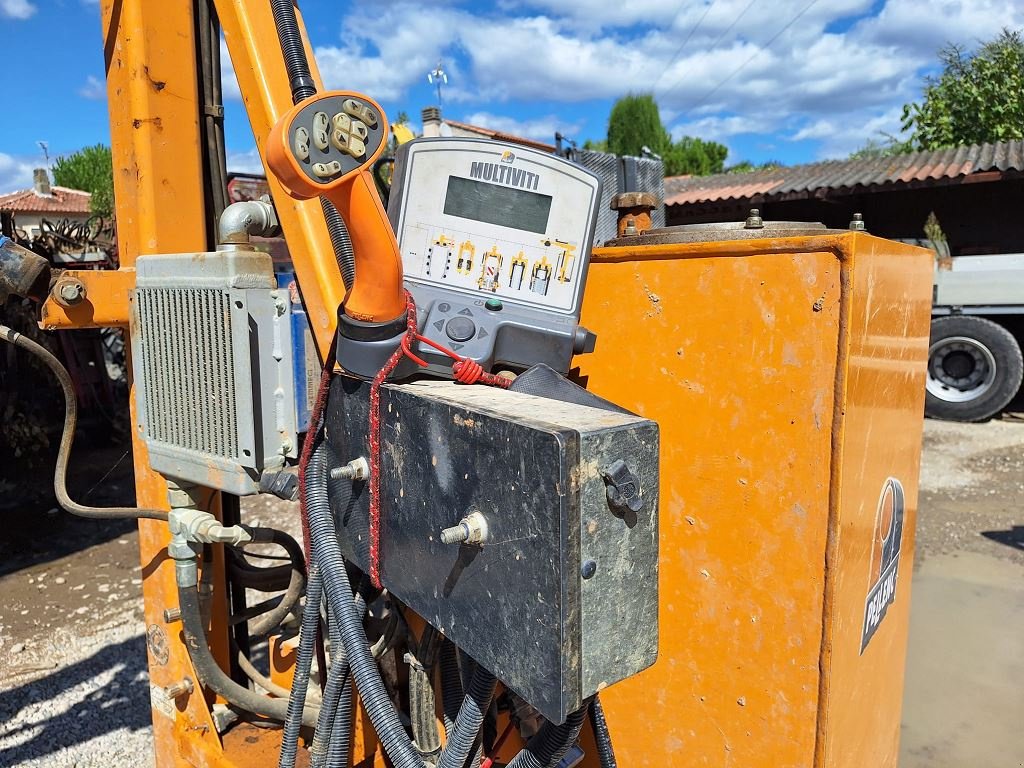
[[1, 0, 1022, 192]]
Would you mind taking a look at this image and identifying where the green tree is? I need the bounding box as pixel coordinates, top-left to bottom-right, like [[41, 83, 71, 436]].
[[607, 93, 666, 157], [52, 144, 114, 216], [602, 93, 728, 176], [663, 136, 728, 176], [901, 28, 1024, 150]]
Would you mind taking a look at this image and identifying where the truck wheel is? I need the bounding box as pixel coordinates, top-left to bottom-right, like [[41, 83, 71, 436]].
[[925, 316, 1023, 422]]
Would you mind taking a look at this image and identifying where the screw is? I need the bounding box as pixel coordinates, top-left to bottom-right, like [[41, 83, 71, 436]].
[[163, 607, 182, 623], [440, 523, 469, 545], [581, 560, 598, 579], [623, 216, 639, 236], [163, 677, 194, 700]]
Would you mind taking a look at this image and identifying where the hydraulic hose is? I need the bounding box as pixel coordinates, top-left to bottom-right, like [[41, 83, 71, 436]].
[[177, 566, 320, 728], [588, 696, 617, 768], [505, 700, 592, 768], [305, 444, 426, 768], [279, 563, 323, 768], [246, 528, 306, 637], [0, 325, 167, 521], [269, 0, 357, 287]]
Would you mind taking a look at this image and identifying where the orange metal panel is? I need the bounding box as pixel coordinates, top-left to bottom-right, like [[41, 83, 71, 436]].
[[816, 235, 931, 768], [215, 0, 347, 358], [39, 268, 134, 329], [98, 2, 223, 765], [573, 233, 931, 767]]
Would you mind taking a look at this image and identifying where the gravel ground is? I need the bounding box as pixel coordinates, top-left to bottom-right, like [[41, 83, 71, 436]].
[[1, 415, 1021, 766]]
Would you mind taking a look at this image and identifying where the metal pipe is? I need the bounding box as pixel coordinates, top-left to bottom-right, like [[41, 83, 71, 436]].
[[218, 200, 280, 245]]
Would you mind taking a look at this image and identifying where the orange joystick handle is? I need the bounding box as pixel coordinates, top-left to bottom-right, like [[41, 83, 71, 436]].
[[266, 91, 405, 324]]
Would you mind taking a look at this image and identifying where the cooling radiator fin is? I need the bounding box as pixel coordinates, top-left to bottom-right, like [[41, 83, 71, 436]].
[[130, 250, 298, 496], [136, 287, 239, 459]]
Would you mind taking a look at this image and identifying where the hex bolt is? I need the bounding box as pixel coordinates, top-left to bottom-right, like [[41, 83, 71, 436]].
[[330, 456, 369, 481], [163, 607, 182, 623], [440, 511, 488, 546], [163, 677, 194, 700], [849, 212, 866, 231], [744, 208, 764, 229], [53, 278, 87, 307]]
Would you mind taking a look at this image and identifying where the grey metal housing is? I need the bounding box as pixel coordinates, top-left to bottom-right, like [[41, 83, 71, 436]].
[[129, 250, 298, 495]]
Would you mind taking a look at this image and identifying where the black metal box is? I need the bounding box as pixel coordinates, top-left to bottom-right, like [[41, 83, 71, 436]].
[[325, 379, 659, 723]]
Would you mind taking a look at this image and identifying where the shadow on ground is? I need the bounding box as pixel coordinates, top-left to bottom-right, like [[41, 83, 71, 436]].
[[0, 634, 150, 765]]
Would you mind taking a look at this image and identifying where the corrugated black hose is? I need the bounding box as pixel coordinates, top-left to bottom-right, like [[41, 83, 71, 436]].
[[269, 0, 357, 289], [305, 444, 426, 768], [269, 0, 316, 102], [435, 663, 497, 768], [279, 563, 323, 768], [588, 696, 617, 768], [310, 593, 364, 767], [505, 700, 592, 768]]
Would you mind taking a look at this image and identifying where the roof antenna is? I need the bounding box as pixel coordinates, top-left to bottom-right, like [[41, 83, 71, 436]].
[[427, 60, 448, 108], [37, 141, 50, 167]]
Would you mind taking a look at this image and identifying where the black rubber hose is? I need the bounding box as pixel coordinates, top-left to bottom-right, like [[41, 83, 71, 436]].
[[320, 197, 356, 289], [505, 700, 592, 768], [279, 563, 323, 768], [0, 325, 167, 521], [269, 0, 316, 102], [588, 696, 617, 768], [435, 664, 497, 768], [305, 445, 425, 768], [247, 528, 306, 636], [178, 574, 319, 728]]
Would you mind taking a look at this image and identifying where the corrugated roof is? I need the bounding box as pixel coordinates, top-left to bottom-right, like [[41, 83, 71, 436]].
[[442, 119, 557, 153], [665, 139, 1024, 207], [0, 186, 92, 214]]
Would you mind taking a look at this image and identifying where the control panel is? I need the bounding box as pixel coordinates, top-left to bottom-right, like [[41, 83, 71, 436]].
[[388, 138, 602, 373]]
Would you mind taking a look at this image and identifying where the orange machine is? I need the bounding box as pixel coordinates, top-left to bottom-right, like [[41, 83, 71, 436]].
[[0, 1, 933, 767]]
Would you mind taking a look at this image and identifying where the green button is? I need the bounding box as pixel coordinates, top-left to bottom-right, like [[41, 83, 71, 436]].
[[485, 298, 503, 311]]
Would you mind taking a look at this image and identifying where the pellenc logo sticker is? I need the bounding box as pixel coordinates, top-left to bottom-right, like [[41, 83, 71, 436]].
[[861, 477, 905, 653]]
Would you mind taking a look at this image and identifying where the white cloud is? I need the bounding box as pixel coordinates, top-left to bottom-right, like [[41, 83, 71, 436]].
[[226, 148, 264, 175], [460, 112, 583, 142], [78, 75, 105, 100], [0, 153, 37, 194], [0, 0, 35, 19], [217, 0, 1024, 161], [790, 106, 906, 158]]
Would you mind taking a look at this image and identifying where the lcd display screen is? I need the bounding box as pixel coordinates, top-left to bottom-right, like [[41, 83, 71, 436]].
[[443, 176, 552, 234]]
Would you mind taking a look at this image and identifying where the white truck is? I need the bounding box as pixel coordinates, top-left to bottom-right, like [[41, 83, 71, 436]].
[[927, 253, 1024, 421]]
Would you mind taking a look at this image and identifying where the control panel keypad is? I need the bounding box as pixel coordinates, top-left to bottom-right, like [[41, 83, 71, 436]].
[[288, 95, 385, 185]]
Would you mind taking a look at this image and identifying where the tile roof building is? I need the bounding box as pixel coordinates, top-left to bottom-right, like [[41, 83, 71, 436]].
[[663, 140, 1024, 255]]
